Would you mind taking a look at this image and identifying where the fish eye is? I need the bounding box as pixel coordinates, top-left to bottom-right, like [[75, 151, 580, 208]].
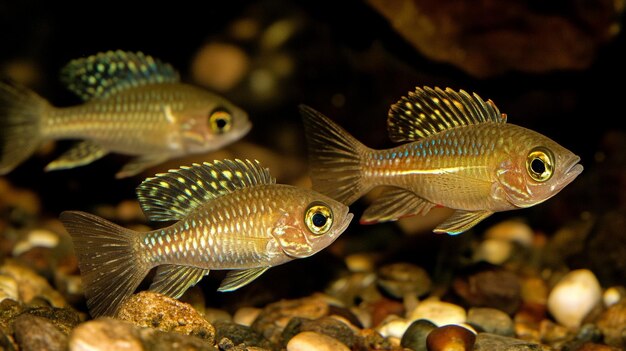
[[304, 203, 333, 235], [526, 147, 554, 182], [209, 108, 232, 134]]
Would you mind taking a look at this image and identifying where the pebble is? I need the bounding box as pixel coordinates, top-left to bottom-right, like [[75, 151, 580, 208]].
[[539, 319, 570, 344], [484, 220, 534, 247], [69, 318, 143, 351], [12, 228, 59, 256], [213, 320, 272, 349], [474, 333, 550, 350], [0, 275, 18, 303], [233, 307, 262, 327], [407, 299, 466, 326], [467, 307, 514, 336], [547, 269, 601, 328], [117, 291, 216, 343], [603, 286, 626, 307], [14, 314, 67, 351], [203, 308, 232, 323], [595, 299, 626, 348], [345, 253, 376, 273], [453, 267, 521, 314], [377, 262, 432, 299], [375, 316, 410, 339], [474, 239, 514, 265], [281, 316, 356, 349], [401, 319, 437, 351], [286, 331, 350, 351], [426, 325, 476, 351], [0, 260, 67, 307], [370, 297, 405, 327]]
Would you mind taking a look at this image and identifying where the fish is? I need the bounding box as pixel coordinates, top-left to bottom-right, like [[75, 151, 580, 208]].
[[300, 86, 583, 234], [0, 50, 251, 178], [60, 159, 353, 317]]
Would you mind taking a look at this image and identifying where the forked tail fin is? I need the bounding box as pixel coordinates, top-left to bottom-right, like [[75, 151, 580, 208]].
[[60, 211, 150, 317], [299, 105, 370, 205], [0, 81, 47, 174]]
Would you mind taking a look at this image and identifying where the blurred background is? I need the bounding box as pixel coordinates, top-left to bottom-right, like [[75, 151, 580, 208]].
[[1, 0, 625, 306]]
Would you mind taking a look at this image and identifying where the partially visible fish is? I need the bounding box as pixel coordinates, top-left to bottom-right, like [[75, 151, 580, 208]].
[[0, 50, 251, 178], [60, 159, 353, 317], [300, 87, 583, 234]]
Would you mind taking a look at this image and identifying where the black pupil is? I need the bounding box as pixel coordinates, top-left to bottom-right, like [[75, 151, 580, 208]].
[[215, 118, 227, 130], [312, 212, 327, 227], [531, 158, 546, 174]]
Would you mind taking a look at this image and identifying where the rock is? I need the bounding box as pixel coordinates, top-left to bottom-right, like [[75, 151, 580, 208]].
[[575, 343, 622, 351], [377, 262, 432, 298], [325, 272, 380, 307], [474, 239, 514, 265], [203, 308, 232, 323], [21, 306, 82, 335], [369, 297, 405, 327], [251, 294, 330, 344], [426, 325, 476, 351], [345, 253, 376, 273], [603, 286, 626, 307], [139, 328, 216, 351], [467, 307, 514, 336], [233, 307, 262, 327], [521, 277, 549, 305], [376, 316, 410, 339], [453, 267, 521, 314], [14, 314, 66, 351], [117, 291, 216, 343], [407, 299, 466, 326], [474, 333, 551, 350], [539, 319, 570, 344], [401, 319, 437, 351], [0, 275, 18, 303], [213, 320, 272, 349], [0, 260, 67, 307], [595, 299, 626, 348], [286, 331, 350, 351], [358, 328, 398, 350], [367, 0, 622, 77], [484, 220, 534, 247], [547, 269, 601, 328], [281, 316, 356, 349]]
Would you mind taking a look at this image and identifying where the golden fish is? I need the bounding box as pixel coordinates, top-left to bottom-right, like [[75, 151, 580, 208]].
[[300, 87, 583, 234], [0, 51, 250, 178], [60, 159, 353, 317]]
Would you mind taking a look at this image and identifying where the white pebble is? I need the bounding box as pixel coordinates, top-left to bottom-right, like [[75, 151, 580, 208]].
[[233, 307, 261, 327], [603, 286, 625, 307], [407, 298, 466, 326], [474, 239, 513, 265], [547, 269, 601, 328], [13, 229, 59, 256], [286, 331, 350, 351], [0, 274, 19, 302], [484, 220, 533, 247], [376, 316, 410, 338]]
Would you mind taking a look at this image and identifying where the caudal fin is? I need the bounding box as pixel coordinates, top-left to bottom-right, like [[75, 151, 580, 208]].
[[299, 105, 370, 205], [0, 81, 47, 174], [60, 211, 150, 317]]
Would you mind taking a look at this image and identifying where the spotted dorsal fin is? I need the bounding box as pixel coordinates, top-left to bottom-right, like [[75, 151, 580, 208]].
[[60, 50, 180, 100], [136, 159, 275, 222], [387, 87, 507, 142]]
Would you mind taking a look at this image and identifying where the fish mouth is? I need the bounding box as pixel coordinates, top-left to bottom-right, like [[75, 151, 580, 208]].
[[561, 156, 583, 185]]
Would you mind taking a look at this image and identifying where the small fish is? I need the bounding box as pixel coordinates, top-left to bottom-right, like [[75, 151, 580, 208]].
[[300, 87, 583, 234], [60, 159, 353, 317], [0, 51, 251, 178]]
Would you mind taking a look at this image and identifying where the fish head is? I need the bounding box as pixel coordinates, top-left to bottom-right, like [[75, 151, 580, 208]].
[[177, 93, 251, 153], [495, 129, 583, 209], [270, 191, 353, 259]]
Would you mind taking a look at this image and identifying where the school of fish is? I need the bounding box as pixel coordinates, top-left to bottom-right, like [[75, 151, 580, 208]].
[[0, 50, 250, 178]]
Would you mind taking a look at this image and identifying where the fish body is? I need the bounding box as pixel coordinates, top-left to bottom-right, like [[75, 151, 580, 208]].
[[0, 51, 250, 178], [300, 87, 583, 234], [60, 159, 353, 317]]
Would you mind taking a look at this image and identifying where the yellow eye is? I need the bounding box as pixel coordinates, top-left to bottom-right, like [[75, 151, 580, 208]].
[[526, 147, 554, 182], [305, 203, 333, 235], [209, 109, 232, 134]]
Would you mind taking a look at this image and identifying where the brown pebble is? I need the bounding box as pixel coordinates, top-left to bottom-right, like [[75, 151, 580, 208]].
[[576, 342, 622, 351], [595, 299, 626, 348], [426, 325, 476, 351]]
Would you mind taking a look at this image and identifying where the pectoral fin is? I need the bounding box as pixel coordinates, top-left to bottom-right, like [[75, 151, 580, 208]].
[[116, 155, 169, 179], [361, 188, 436, 224], [434, 210, 493, 235], [148, 265, 210, 299], [217, 267, 270, 292], [45, 141, 108, 171]]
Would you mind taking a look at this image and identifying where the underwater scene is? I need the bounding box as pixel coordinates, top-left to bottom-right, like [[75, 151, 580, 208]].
[[1, 0, 625, 350]]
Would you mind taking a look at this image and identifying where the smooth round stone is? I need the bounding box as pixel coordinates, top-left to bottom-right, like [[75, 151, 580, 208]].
[[286, 331, 350, 351], [377, 263, 432, 298], [376, 316, 411, 339], [234, 307, 262, 327], [474, 333, 545, 350], [603, 286, 626, 307], [467, 307, 514, 336], [345, 253, 375, 273], [401, 319, 437, 351], [474, 239, 513, 265], [14, 314, 66, 351], [408, 299, 466, 326], [69, 318, 143, 351], [595, 299, 626, 348], [426, 325, 476, 351], [484, 220, 534, 247], [0, 274, 18, 302], [547, 269, 601, 328]]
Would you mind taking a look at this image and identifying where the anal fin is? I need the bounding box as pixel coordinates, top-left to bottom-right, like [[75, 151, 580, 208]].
[[434, 210, 493, 235], [116, 154, 169, 178], [149, 265, 210, 299], [361, 188, 436, 224], [217, 267, 270, 292], [45, 141, 108, 171]]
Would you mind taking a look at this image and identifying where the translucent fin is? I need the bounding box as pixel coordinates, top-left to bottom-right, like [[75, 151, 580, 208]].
[[388, 87, 507, 142], [149, 265, 210, 299], [299, 105, 369, 205], [360, 188, 436, 224], [115, 154, 169, 179], [60, 50, 180, 100], [0, 81, 47, 175], [136, 159, 275, 222], [59, 211, 150, 317], [217, 267, 270, 292], [433, 210, 493, 235], [45, 141, 108, 171]]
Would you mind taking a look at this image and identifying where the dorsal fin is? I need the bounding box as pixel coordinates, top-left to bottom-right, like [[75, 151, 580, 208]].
[[136, 159, 275, 222], [60, 50, 180, 100], [387, 87, 507, 142]]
